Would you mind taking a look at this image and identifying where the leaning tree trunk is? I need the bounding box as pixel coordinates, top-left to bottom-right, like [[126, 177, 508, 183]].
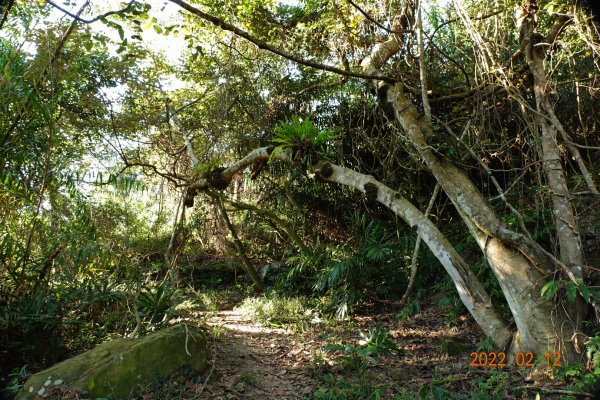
[[361, 16, 579, 361], [215, 195, 264, 290], [225, 198, 310, 257], [167, 0, 584, 362], [163, 96, 265, 290], [186, 146, 512, 347], [315, 161, 512, 347], [165, 194, 186, 288]]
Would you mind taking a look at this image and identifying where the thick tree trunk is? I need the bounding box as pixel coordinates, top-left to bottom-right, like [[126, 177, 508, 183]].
[[361, 16, 580, 361], [520, 11, 587, 271], [315, 162, 512, 347], [518, 7, 593, 329], [186, 147, 511, 346]]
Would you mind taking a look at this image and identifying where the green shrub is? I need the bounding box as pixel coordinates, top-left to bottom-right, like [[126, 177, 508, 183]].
[[468, 372, 509, 400], [275, 212, 412, 319], [358, 325, 399, 355], [271, 115, 337, 166], [136, 281, 178, 327], [313, 373, 384, 400], [235, 295, 315, 331]]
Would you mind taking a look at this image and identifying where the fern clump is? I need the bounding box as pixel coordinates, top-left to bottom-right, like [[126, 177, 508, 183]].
[[271, 115, 337, 166]]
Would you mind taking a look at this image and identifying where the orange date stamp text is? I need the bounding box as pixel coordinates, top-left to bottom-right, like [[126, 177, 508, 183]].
[[469, 351, 561, 367]]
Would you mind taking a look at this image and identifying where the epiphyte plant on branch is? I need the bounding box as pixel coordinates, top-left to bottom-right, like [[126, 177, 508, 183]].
[[271, 115, 337, 167]]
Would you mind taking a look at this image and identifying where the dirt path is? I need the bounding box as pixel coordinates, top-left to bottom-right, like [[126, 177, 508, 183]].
[[200, 310, 317, 399], [152, 304, 585, 400], [190, 306, 490, 399]]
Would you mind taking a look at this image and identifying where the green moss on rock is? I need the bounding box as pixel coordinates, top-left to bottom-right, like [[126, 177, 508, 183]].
[[18, 324, 207, 399]]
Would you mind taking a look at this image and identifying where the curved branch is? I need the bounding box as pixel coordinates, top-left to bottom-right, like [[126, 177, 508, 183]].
[[46, 0, 136, 24], [185, 146, 511, 347], [121, 161, 189, 186], [345, 0, 412, 35], [214, 193, 264, 290], [188, 147, 290, 191], [167, 0, 395, 83]]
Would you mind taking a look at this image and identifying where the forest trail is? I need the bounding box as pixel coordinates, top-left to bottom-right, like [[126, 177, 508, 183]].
[[200, 310, 317, 399], [174, 305, 498, 400], [167, 305, 583, 400]]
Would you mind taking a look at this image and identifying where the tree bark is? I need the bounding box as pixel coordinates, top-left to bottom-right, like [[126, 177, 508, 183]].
[[361, 13, 580, 361], [215, 194, 265, 290], [316, 161, 512, 347], [519, 10, 587, 271], [400, 184, 439, 304], [165, 194, 186, 288], [518, 5, 593, 329], [186, 147, 511, 347]]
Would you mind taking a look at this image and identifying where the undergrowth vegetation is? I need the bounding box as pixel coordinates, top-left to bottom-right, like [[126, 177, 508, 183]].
[[235, 295, 316, 331], [2, 0, 600, 398]]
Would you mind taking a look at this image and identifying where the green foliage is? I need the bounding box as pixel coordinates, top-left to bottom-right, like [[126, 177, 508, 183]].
[[541, 278, 600, 306], [434, 287, 466, 327], [324, 325, 397, 374], [2, 0, 600, 394], [235, 294, 315, 331], [136, 282, 178, 326], [0, 274, 130, 383], [417, 382, 447, 400], [313, 373, 384, 400], [271, 115, 337, 166], [313, 213, 411, 319], [195, 291, 224, 313], [477, 337, 494, 352], [267, 212, 414, 319], [468, 372, 509, 400], [586, 336, 600, 371], [439, 337, 469, 356], [4, 366, 30, 397], [396, 298, 421, 320], [396, 290, 426, 321], [549, 341, 600, 400], [358, 325, 399, 355], [323, 343, 371, 372]]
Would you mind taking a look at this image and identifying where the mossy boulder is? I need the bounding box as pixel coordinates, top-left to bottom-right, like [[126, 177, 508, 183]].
[[18, 324, 207, 399]]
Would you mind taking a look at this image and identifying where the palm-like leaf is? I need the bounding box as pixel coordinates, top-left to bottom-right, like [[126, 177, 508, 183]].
[[271, 115, 337, 165]]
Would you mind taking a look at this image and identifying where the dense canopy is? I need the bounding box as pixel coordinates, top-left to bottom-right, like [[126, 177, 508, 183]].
[[1, 0, 600, 398]]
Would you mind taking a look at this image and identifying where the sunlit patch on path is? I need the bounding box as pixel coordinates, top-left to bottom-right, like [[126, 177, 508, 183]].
[[200, 310, 317, 399]]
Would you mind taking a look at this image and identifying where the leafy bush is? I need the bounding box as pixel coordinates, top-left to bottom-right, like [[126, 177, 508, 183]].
[[551, 336, 600, 397], [396, 298, 421, 320], [468, 372, 508, 400], [235, 295, 315, 331], [324, 325, 398, 373], [314, 373, 384, 400], [136, 281, 178, 327], [358, 325, 399, 355], [274, 212, 412, 319], [323, 343, 371, 373]]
